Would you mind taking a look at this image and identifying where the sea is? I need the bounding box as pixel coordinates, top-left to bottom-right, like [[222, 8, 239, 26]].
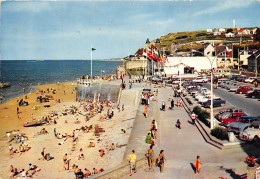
[[0, 60, 122, 102]]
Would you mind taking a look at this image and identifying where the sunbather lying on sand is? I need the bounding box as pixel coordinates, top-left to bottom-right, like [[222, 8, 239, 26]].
[[88, 142, 95, 148], [99, 149, 105, 157], [120, 129, 126, 134], [108, 143, 115, 151]]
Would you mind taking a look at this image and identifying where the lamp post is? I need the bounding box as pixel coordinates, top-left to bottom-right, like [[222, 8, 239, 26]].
[[178, 57, 183, 90], [255, 53, 260, 78], [206, 51, 225, 129]]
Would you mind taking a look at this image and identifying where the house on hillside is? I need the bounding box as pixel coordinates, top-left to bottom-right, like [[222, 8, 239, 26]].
[[207, 29, 213, 32], [225, 32, 235, 37], [242, 29, 252, 35], [247, 50, 260, 73], [219, 28, 226, 32], [214, 31, 221, 36], [204, 44, 215, 57], [237, 30, 244, 36]]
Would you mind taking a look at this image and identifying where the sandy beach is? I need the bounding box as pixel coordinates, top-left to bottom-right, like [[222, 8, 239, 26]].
[[0, 79, 136, 178]]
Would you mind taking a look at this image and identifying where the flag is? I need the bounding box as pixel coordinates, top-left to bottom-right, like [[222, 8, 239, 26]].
[[163, 53, 168, 63], [143, 49, 147, 57], [92, 48, 96, 51], [226, 46, 232, 56]]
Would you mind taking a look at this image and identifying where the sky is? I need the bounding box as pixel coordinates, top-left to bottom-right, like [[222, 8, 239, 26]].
[[0, 0, 260, 60]]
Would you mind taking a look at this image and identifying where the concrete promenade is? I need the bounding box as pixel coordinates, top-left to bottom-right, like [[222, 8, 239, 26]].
[[121, 80, 254, 179]]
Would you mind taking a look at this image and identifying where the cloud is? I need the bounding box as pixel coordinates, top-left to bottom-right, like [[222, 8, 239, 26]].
[[194, 0, 252, 16], [4, 1, 51, 13]]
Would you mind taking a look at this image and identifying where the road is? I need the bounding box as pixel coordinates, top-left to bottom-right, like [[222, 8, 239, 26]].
[[203, 83, 260, 116]]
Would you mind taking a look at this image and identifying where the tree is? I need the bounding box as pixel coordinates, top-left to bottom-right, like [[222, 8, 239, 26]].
[[226, 28, 233, 33]]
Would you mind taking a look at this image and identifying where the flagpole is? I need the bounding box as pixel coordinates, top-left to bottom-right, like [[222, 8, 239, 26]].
[[91, 45, 93, 78], [225, 46, 227, 69]]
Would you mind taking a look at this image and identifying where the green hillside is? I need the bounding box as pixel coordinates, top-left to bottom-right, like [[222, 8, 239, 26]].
[[157, 27, 257, 48]]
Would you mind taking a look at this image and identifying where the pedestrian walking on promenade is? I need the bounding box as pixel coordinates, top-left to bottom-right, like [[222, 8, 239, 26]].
[[170, 99, 174, 109], [146, 144, 155, 169], [161, 100, 166, 111], [144, 105, 148, 118], [129, 150, 136, 176], [151, 120, 157, 139], [191, 112, 196, 125], [195, 155, 201, 174], [176, 98, 180, 107], [146, 132, 154, 145], [157, 150, 166, 173]]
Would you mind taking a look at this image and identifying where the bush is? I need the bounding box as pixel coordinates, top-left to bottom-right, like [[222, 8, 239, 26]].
[[211, 126, 228, 140], [193, 106, 210, 122]]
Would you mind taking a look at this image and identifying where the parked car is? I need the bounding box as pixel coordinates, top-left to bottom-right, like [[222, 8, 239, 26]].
[[236, 86, 253, 94], [245, 77, 256, 83], [221, 112, 248, 126], [192, 77, 208, 83], [246, 89, 260, 99], [202, 98, 226, 108], [229, 74, 241, 80], [237, 75, 247, 82], [239, 126, 260, 142], [227, 123, 251, 135], [228, 116, 260, 135], [215, 109, 243, 122]]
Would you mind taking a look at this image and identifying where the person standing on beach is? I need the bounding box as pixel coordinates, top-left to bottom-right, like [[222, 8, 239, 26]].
[[129, 150, 136, 176], [195, 155, 201, 174], [63, 153, 68, 169], [9, 144, 13, 156], [54, 128, 57, 137], [17, 107, 19, 114], [41, 148, 45, 160]]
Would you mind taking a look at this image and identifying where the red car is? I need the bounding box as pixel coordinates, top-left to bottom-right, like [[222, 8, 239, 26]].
[[236, 86, 253, 94], [221, 112, 247, 126]]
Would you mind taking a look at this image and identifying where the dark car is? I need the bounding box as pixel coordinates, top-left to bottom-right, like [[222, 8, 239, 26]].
[[247, 89, 260, 99], [229, 74, 241, 80], [202, 98, 226, 108], [237, 75, 247, 82]]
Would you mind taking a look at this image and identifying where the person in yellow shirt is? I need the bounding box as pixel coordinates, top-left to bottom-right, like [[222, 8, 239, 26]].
[[129, 150, 136, 176]]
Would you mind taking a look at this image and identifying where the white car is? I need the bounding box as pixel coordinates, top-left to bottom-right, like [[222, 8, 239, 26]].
[[195, 94, 204, 100], [192, 77, 208, 83], [198, 96, 219, 103], [244, 77, 256, 83], [239, 126, 260, 141]]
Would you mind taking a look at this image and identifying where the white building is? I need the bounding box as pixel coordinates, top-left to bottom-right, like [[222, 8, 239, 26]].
[[164, 57, 217, 75], [204, 44, 215, 57], [207, 29, 213, 32], [225, 32, 235, 37], [219, 28, 226, 32]]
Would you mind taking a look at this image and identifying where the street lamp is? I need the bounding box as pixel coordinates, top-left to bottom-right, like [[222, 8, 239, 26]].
[[254, 53, 260, 78], [178, 57, 183, 90], [205, 51, 225, 129]]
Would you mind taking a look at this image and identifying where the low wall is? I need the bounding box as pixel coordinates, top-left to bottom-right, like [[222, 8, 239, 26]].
[[92, 157, 147, 179], [125, 60, 146, 70]]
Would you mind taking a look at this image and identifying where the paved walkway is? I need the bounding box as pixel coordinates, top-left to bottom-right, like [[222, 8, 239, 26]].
[[121, 82, 254, 179]]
